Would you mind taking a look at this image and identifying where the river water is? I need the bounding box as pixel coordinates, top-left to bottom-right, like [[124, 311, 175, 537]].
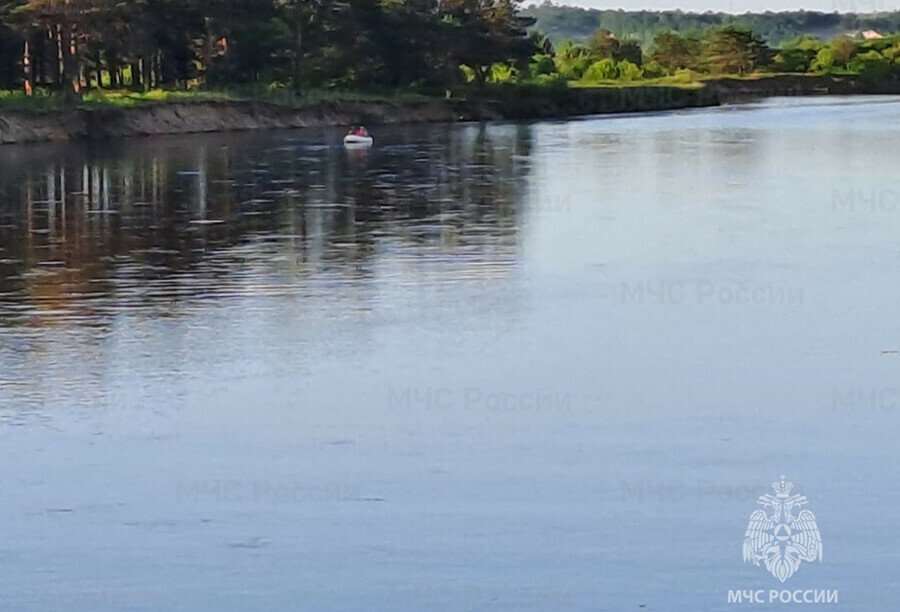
[[1, 96, 899, 610]]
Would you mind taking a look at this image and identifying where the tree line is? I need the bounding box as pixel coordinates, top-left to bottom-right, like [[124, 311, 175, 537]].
[[0, 1, 897, 103], [535, 27, 900, 83], [524, 3, 900, 48], [0, 0, 539, 100]]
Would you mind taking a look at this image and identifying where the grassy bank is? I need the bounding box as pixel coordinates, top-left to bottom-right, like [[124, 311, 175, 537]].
[[0, 82, 717, 113], [0, 87, 436, 111], [0, 83, 721, 144], [0, 73, 896, 144], [1, 70, 896, 114]]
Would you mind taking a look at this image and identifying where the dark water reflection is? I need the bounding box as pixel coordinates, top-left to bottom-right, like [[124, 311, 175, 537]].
[[0, 124, 534, 421], [0, 124, 530, 327]]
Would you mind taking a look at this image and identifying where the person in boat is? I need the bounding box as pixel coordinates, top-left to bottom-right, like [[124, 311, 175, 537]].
[[348, 125, 369, 137]]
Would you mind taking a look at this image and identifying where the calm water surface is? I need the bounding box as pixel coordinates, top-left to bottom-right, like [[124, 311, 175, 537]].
[[2, 96, 900, 610]]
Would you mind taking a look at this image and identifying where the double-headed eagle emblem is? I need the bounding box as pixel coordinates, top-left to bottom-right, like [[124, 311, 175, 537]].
[[743, 476, 823, 582]]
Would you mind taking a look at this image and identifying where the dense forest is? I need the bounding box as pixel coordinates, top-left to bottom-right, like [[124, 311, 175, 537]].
[[0, 0, 898, 106], [524, 3, 900, 46], [0, 0, 538, 99]]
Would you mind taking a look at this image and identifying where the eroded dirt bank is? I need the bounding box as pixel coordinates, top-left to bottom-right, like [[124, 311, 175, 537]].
[[0, 87, 717, 144], [705, 74, 900, 102], [0, 99, 465, 144], [0, 77, 896, 144]]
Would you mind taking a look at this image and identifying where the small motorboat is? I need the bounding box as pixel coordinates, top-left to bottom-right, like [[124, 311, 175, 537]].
[[343, 134, 373, 146], [343, 126, 373, 147]]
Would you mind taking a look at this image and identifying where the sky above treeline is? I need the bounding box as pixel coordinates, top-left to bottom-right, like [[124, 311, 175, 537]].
[[527, 0, 898, 12]]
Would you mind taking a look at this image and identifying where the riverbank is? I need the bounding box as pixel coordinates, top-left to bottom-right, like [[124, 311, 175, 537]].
[[0, 85, 716, 144], [0, 86, 718, 143], [0, 75, 897, 144], [703, 74, 900, 102]]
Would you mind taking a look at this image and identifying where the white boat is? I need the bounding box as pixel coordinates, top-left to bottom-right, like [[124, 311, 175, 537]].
[[343, 134, 373, 147]]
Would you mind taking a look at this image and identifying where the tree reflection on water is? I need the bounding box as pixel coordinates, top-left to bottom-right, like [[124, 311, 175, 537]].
[[0, 123, 534, 330]]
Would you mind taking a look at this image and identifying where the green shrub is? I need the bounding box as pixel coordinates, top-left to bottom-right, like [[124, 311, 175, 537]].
[[811, 47, 836, 73], [671, 68, 697, 83], [774, 48, 814, 72], [582, 58, 618, 81], [849, 50, 893, 80], [489, 63, 517, 83], [531, 54, 556, 76], [641, 60, 666, 79], [617, 60, 643, 81]]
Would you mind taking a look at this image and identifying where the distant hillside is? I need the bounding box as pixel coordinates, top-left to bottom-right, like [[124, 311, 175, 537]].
[[522, 3, 900, 46]]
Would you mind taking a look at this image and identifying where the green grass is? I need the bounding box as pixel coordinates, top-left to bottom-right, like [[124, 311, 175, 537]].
[[570, 78, 703, 89], [0, 85, 437, 111], [81, 89, 232, 107], [696, 71, 822, 81], [224, 84, 434, 106], [0, 87, 233, 110], [0, 88, 70, 110], [572, 71, 870, 88], [0, 72, 873, 112]]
